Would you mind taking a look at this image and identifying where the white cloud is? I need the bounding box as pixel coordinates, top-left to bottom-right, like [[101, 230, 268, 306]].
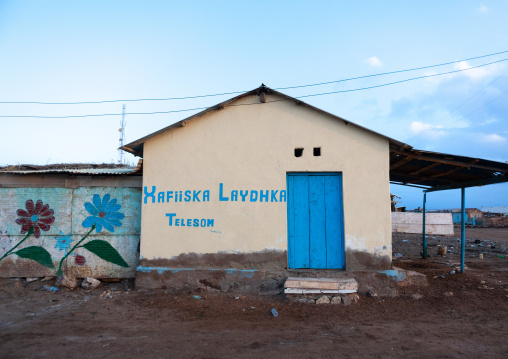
[[477, 5, 489, 13], [480, 118, 499, 125], [452, 60, 501, 81], [480, 133, 506, 143], [422, 70, 453, 85], [410, 121, 446, 136], [366, 56, 382, 67], [423, 61, 504, 86]]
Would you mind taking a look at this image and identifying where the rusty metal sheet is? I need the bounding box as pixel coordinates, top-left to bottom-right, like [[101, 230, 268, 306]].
[[1, 168, 137, 175]]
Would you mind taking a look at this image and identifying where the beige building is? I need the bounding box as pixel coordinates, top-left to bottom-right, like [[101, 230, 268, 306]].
[[123, 85, 404, 289]]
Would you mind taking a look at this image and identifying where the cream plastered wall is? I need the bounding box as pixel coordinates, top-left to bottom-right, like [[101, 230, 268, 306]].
[[140, 94, 392, 267]]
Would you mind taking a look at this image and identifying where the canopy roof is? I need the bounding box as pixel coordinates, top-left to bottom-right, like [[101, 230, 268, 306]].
[[389, 145, 508, 192]]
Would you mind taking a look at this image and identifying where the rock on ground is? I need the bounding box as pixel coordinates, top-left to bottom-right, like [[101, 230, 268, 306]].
[[316, 296, 330, 304], [81, 277, 101, 290], [56, 274, 78, 289]]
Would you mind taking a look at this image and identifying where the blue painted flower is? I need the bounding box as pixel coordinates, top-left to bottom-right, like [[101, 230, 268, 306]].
[[54, 231, 73, 253], [82, 194, 125, 233]]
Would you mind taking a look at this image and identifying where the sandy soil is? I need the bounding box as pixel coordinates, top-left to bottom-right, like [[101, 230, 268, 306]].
[[1, 228, 507, 358]]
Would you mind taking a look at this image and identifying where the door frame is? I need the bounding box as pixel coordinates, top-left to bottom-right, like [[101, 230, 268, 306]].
[[286, 172, 345, 270]]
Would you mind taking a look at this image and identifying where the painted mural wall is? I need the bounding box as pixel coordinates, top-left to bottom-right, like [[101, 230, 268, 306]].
[[139, 93, 392, 271], [0, 187, 141, 278]]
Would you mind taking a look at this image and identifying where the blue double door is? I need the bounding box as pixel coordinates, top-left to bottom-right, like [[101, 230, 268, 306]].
[[287, 173, 345, 269]]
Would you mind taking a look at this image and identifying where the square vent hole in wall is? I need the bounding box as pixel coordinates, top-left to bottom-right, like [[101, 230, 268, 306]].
[[294, 148, 304, 157], [313, 147, 321, 156]]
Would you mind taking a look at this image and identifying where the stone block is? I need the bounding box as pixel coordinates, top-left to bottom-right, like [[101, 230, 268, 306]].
[[316, 296, 330, 304], [330, 296, 342, 305], [285, 277, 338, 290], [298, 298, 315, 304], [337, 278, 358, 291], [284, 277, 358, 294], [81, 277, 101, 290], [56, 274, 77, 289]]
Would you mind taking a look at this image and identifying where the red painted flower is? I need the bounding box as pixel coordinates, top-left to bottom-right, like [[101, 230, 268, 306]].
[[75, 254, 86, 266], [15, 199, 55, 238]]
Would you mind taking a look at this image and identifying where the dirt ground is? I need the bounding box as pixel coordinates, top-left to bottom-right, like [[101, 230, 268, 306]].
[[1, 227, 508, 358], [393, 226, 508, 259]]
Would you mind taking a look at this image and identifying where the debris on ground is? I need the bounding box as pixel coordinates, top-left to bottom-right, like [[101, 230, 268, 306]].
[[99, 291, 113, 299], [81, 277, 101, 290], [56, 274, 78, 289], [41, 285, 59, 292]]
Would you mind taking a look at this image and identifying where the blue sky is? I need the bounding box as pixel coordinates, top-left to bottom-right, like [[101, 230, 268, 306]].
[[0, 1, 507, 209]]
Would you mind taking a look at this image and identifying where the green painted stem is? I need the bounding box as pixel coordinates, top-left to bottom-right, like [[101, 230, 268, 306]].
[[56, 225, 95, 275], [0, 227, 33, 263]]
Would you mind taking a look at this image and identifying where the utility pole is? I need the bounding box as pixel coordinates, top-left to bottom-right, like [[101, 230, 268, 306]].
[[118, 104, 126, 164]]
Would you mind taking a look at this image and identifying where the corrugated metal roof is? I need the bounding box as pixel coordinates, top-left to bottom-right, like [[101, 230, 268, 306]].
[[389, 146, 508, 190], [0, 168, 139, 175]]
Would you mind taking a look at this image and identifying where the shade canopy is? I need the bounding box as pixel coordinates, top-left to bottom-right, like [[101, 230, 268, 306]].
[[389, 144, 508, 192]]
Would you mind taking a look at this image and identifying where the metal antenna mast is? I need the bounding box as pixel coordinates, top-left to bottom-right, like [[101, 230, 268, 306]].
[[118, 104, 126, 164]]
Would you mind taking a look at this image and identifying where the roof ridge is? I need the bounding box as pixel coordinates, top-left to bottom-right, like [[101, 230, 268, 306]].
[[121, 85, 407, 157]]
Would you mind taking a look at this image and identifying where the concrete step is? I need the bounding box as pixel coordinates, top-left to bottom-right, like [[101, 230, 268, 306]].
[[284, 277, 358, 294]]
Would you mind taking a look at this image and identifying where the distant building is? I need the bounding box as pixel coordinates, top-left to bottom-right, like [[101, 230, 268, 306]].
[[450, 208, 483, 225], [411, 208, 484, 225], [481, 206, 508, 217]]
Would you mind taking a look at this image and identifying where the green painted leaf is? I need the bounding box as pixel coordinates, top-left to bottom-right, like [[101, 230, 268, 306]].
[[15, 246, 55, 269], [83, 240, 129, 268]]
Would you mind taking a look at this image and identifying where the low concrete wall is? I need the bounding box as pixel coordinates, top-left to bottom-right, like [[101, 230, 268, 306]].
[[392, 212, 453, 235], [0, 186, 141, 278]]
